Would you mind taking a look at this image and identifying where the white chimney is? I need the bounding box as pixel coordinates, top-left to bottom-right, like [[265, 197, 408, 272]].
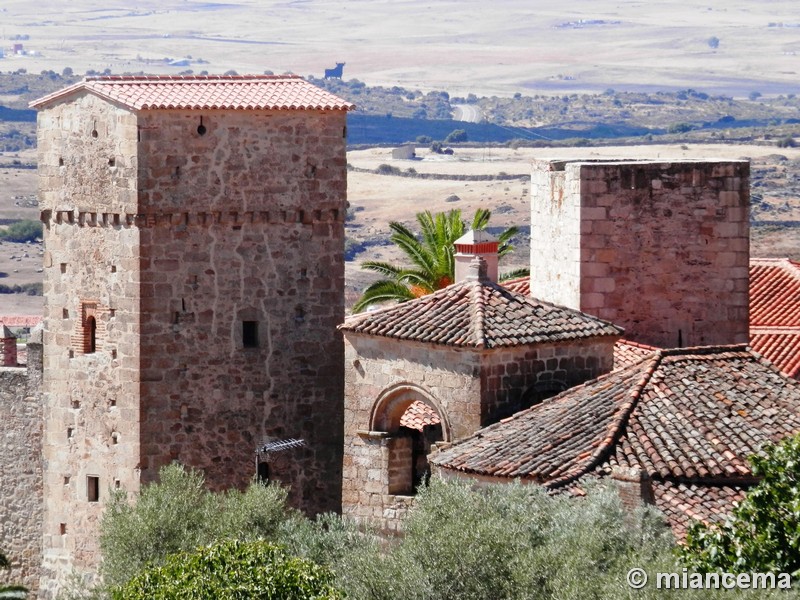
[[454, 230, 499, 283]]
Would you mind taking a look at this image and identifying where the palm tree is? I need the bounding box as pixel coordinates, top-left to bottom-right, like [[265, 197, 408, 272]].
[[352, 208, 522, 312]]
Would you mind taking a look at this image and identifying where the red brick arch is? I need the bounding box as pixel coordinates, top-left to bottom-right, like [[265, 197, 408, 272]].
[[369, 383, 452, 442]]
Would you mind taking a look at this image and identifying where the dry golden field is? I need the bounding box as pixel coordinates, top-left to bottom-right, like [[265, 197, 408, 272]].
[[1, 0, 800, 97], [1, 142, 798, 315]]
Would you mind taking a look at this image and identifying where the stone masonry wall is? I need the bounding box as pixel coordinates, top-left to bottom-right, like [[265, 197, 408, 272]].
[[530, 160, 750, 348], [135, 109, 346, 514], [341, 333, 617, 529], [0, 334, 43, 593], [479, 337, 617, 423], [36, 95, 347, 596], [37, 93, 142, 596]]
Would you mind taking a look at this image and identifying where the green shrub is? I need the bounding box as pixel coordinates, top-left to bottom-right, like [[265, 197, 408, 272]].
[[339, 478, 677, 600], [111, 539, 343, 600], [444, 129, 467, 143], [682, 433, 800, 576], [0, 220, 41, 243], [99, 464, 296, 589]]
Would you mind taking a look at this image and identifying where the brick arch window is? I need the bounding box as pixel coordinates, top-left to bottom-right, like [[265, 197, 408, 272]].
[[369, 383, 450, 496], [85, 316, 97, 354], [79, 302, 100, 355]]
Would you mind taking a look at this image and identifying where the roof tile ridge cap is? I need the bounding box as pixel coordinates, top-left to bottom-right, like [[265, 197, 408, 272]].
[[29, 79, 88, 108], [658, 343, 750, 358], [747, 345, 800, 381], [617, 338, 661, 351], [546, 352, 662, 491], [526, 293, 624, 332], [468, 280, 487, 348]]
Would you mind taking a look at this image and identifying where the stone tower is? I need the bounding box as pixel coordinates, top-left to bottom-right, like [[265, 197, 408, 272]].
[[31, 75, 352, 593], [530, 159, 750, 348]]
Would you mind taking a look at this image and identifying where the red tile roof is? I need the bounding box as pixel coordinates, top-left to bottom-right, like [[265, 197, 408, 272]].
[[500, 276, 530, 295], [0, 315, 42, 328], [340, 275, 622, 349], [750, 258, 800, 327], [400, 401, 442, 431], [651, 482, 747, 541], [431, 345, 800, 537], [749, 258, 800, 379], [30, 75, 354, 112], [613, 339, 659, 370]]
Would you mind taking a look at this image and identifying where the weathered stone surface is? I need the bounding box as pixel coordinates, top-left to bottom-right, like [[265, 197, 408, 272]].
[[530, 159, 750, 348], [341, 332, 615, 529], [36, 91, 347, 595], [0, 332, 43, 593]]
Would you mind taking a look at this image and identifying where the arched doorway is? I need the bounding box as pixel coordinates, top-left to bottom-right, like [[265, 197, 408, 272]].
[[369, 383, 450, 495]]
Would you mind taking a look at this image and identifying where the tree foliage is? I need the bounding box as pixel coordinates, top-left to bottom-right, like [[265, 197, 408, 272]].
[[0, 220, 41, 243], [100, 463, 297, 589], [111, 540, 343, 600], [0, 548, 28, 599], [682, 433, 800, 576], [352, 208, 519, 312], [338, 478, 681, 600]]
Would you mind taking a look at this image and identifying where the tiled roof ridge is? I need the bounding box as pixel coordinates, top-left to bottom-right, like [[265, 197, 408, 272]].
[[430, 355, 656, 482], [84, 74, 303, 82], [545, 353, 662, 490], [750, 256, 800, 270], [618, 338, 660, 351], [469, 280, 487, 348], [30, 75, 354, 112], [656, 343, 751, 358]]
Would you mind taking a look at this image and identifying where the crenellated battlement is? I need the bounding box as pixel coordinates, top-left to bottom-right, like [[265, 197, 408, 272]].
[[41, 208, 343, 228]]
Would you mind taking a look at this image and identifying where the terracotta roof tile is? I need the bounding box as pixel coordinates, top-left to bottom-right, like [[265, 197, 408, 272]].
[[400, 401, 442, 431], [500, 276, 530, 295], [614, 339, 659, 370], [30, 75, 354, 112], [432, 345, 800, 486], [651, 482, 747, 541], [750, 258, 800, 327], [0, 315, 42, 328], [340, 276, 622, 349], [748, 258, 800, 379]]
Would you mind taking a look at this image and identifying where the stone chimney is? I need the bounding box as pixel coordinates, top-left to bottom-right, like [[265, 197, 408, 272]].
[[0, 323, 18, 366], [454, 230, 499, 283], [610, 466, 654, 512]]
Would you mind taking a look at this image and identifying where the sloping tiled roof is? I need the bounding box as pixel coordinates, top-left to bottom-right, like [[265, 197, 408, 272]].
[[651, 481, 747, 541], [30, 75, 354, 112], [432, 345, 800, 486], [750, 258, 800, 327], [432, 345, 800, 537], [749, 258, 800, 379], [0, 315, 42, 328], [340, 275, 622, 349], [500, 276, 530, 295], [613, 339, 659, 370], [400, 401, 442, 431]]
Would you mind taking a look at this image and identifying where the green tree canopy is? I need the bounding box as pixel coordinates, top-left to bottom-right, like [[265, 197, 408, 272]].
[[352, 208, 521, 312], [682, 433, 800, 576], [111, 539, 343, 600]]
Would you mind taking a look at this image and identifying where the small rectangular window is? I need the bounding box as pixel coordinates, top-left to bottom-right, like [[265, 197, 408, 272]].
[[87, 476, 99, 502], [242, 321, 259, 348]]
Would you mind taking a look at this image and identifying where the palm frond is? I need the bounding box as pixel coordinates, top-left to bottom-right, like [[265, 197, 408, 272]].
[[499, 268, 530, 282], [352, 280, 416, 313], [360, 260, 412, 279]]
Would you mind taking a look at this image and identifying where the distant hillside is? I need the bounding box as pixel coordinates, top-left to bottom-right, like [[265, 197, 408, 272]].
[[3, 72, 800, 149]]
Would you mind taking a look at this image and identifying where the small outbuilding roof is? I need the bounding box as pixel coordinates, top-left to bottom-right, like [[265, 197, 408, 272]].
[[340, 265, 622, 349], [30, 74, 355, 112], [749, 257, 800, 378], [431, 345, 800, 537]]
